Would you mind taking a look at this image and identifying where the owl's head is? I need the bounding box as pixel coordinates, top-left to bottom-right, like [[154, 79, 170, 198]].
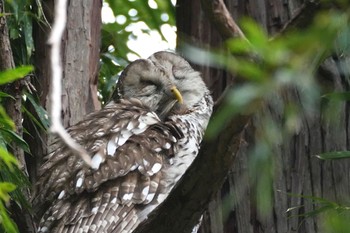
[[114, 51, 208, 118]]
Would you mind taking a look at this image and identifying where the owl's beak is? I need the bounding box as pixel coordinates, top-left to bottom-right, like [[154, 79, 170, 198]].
[[170, 86, 183, 104]]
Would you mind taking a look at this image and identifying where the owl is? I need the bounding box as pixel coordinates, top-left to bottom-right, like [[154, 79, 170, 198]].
[[34, 51, 213, 233]]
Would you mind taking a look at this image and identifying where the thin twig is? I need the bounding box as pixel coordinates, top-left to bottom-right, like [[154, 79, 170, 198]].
[[48, 0, 92, 167]]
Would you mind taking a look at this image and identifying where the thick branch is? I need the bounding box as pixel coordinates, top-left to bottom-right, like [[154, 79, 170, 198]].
[[135, 113, 250, 233], [134, 1, 251, 232], [0, 0, 14, 70]]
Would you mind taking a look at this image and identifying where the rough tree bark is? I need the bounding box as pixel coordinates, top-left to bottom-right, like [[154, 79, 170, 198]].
[[26, 0, 102, 186], [174, 1, 350, 233]]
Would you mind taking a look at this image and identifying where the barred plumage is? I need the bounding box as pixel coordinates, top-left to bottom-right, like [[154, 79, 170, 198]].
[[34, 51, 213, 233]]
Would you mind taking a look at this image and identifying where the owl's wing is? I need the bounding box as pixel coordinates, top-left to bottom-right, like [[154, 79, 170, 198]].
[[34, 98, 184, 232]]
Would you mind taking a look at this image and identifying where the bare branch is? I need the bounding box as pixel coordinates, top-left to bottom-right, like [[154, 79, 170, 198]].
[[201, 0, 247, 40], [48, 0, 92, 167]]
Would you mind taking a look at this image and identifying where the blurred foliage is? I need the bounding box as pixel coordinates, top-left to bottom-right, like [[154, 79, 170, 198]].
[[4, 0, 50, 134], [99, 0, 175, 103], [204, 12, 349, 137], [0, 67, 33, 233], [2, 0, 46, 231], [0, 66, 33, 85], [182, 7, 350, 230], [5, 0, 34, 65]]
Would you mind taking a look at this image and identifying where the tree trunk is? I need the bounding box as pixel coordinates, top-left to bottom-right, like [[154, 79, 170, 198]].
[[176, 1, 350, 233], [26, 0, 101, 184], [24, 0, 101, 230]]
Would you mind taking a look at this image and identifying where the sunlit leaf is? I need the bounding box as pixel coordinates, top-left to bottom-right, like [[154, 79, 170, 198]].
[[322, 209, 350, 233], [226, 37, 253, 54], [0, 201, 18, 233], [0, 66, 33, 85], [0, 147, 18, 170], [240, 17, 269, 52], [0, 107, 15, 131], [0, 182, 16, 203], [0, 164, 31, 210]]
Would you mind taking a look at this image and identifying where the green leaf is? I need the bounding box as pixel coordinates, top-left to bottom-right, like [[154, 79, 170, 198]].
[[322, 92, 350, 101], [0, 182, 16, 203], [322, 209, 350, 233], [0, 128, 30, 154], [25, 92, 50, 130], [0, 107, 15, 130], [240, 17, 269, 51], [315, 151, 350, 160], [0, 147, 18, 170], [293, 205, 335, 218], [23, 13, 34, 59], [0, 66, 33, 85], [281, 190, 340, 206], [0, 92, 15, 100], [0, 201, 19, 233], [22, 106, 46, 132], [0, 164, 31, 210]]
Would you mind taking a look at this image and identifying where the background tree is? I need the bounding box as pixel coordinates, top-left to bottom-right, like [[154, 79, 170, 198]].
[[175, 1, 350, 233]]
